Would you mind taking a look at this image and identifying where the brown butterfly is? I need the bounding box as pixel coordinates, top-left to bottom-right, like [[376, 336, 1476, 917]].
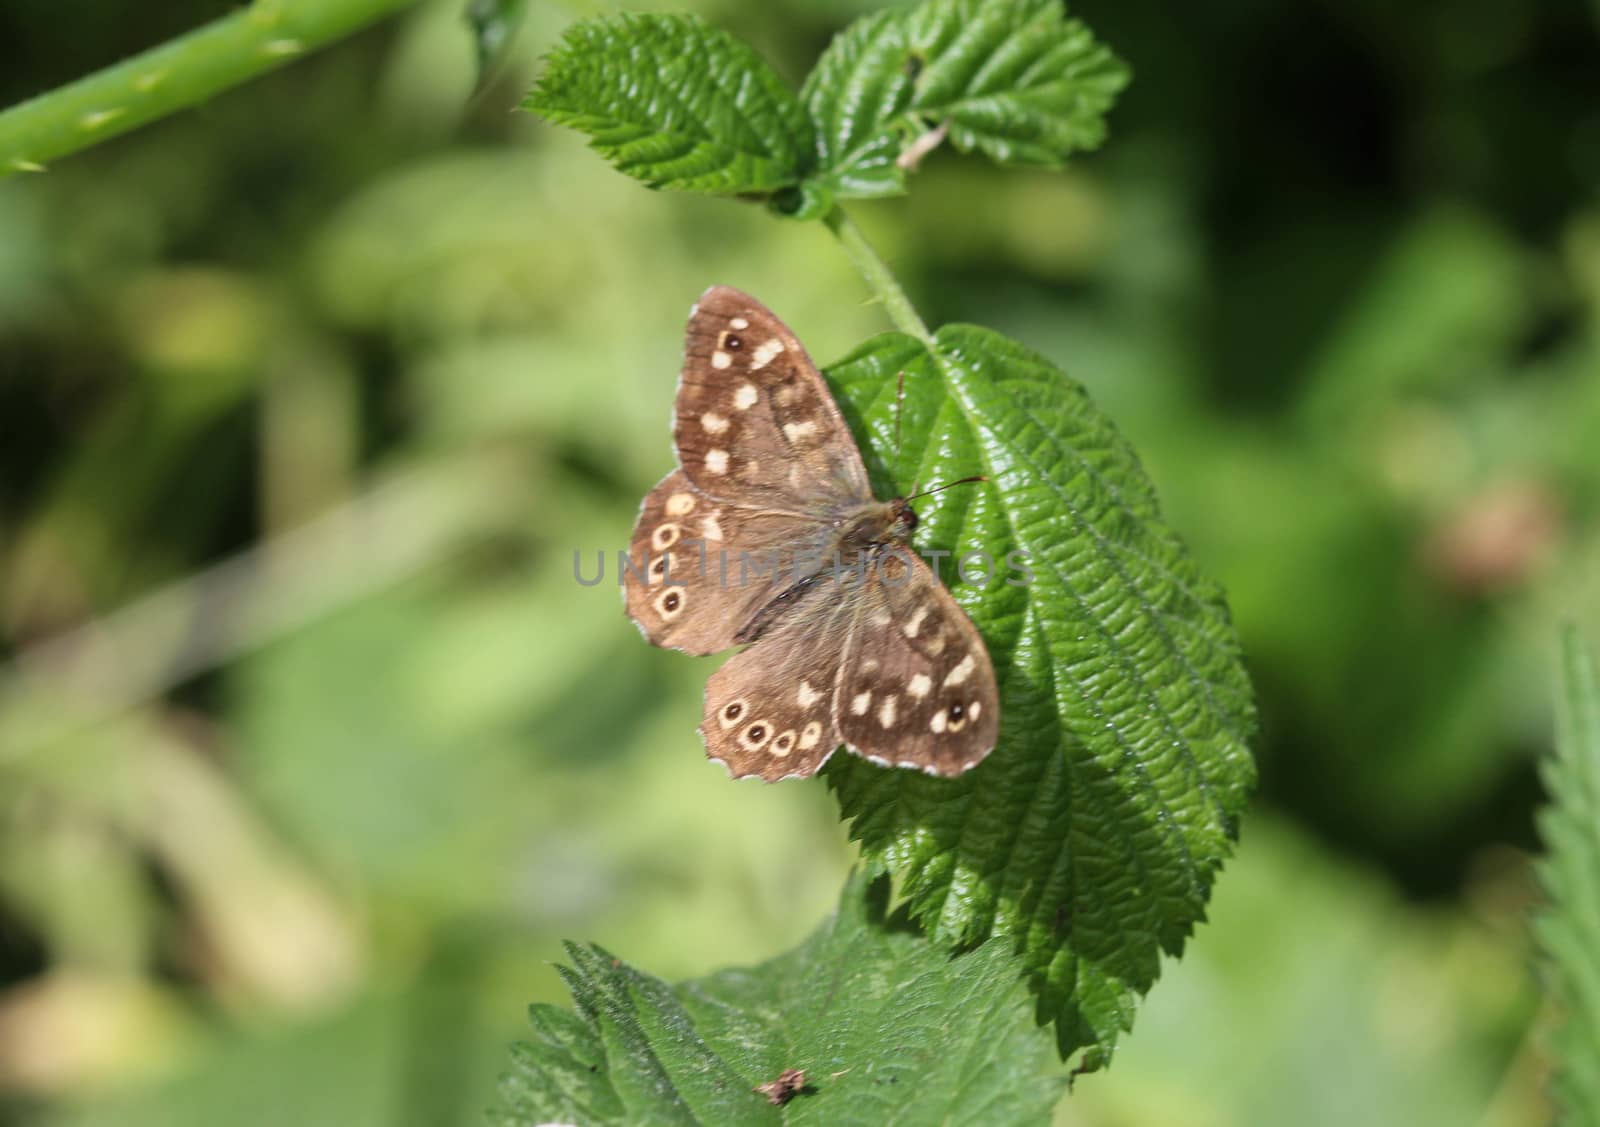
[[623, 287, 999, 782]]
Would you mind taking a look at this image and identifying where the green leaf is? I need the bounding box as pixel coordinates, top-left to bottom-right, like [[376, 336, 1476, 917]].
[[524, 13, 815, 196], [1536, 627, 1600, 1124], [821, 326, 1256, 1066], [802, 0, 1130, 200], [492, 872, 1065, 1126]]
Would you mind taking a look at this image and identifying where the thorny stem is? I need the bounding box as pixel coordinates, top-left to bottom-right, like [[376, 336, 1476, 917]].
[[0, 0, 421, 176]]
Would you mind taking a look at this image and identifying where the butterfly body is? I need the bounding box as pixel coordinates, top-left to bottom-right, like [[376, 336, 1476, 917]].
[[623, 287, 999, 781], [838, 497, 916, 550]]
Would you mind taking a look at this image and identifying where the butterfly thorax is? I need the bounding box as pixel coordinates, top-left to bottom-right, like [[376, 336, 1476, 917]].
[[837, 497, 917, 553]]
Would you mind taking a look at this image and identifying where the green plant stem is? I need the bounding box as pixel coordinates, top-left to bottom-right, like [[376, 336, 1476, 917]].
[[0, 0, 422, 176], [823, 205, 933, 344]]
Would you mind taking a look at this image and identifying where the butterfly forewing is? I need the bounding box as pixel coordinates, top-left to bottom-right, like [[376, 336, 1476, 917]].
[[675, 287, 873, 511], [834, 551, 999, 775]]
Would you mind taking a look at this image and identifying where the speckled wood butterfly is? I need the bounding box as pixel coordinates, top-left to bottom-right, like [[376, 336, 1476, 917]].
[[623, 287, 999, 781]]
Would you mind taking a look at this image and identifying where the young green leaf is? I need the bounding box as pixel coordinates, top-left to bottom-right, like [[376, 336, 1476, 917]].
[[524, 13, 816, 196], [802, 0, 1130, 200], [1536, 627, 1600, 1123], [822, 326, 1256, 1066], [492, 872, 1066, 1126]]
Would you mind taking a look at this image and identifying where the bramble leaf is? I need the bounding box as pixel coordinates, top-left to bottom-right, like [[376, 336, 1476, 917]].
[[822, 326, 1256, 1066], [1535, 628, 1600, 1123], [524, 13, 815, 196], [492, 873, 1065, 1126], [802, 0, 1129, 199]]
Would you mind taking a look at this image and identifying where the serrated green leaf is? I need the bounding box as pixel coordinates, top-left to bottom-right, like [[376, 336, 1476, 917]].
[[800, 9, 919, 198], [524, 13, 815, 196], [1536, 628, 1600, 1124], [802, 0, 1129, 200], [493, 873, 1065, 1126], [819, 326, 1256, 1066]]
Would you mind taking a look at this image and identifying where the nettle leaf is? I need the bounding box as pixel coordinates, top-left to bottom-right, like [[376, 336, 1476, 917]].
[[802, 0, 1129, 199], [822, 327, 1256, 1065], [492, 873, 1065, 1127], [525, 13, 815, 195], [1536, 628, 1600, 1123]]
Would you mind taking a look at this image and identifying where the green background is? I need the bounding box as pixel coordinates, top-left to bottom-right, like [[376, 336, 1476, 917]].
[[1, 0, 1596, 1123]]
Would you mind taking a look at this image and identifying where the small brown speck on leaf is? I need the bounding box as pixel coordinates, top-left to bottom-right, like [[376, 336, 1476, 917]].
[[754, 1068, 807, 1106]]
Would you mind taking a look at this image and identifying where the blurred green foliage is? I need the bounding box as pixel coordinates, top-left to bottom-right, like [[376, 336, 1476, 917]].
[[0, 0, 1595, 1124]]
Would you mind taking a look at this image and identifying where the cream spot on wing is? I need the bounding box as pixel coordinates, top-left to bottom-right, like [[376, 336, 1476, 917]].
[[903, 606, 929, 638], [651, 523, 681, 550], [741, 458, 760, 480], [908, 673, 932, 699], [969, 701, 982, 720], [734, 383, 758, 410], [770, 729, 797, 757], [861, 658, 880, 674], [717, 698, 749, 730], [751, 339, 785, 369], [930, 710, 947, 734], [776, 384, 802, 407], [850, 691, 872, 716], [783, 420, 818, 442], [870, 608, 892, 627], [665, 492, 696, 516], [788, 464, 804, 488], [711, 351, 732, 370], [730, 316, 749, 330], [944, 653, 976, 687], [701, 513, 723, 541], [878, 695, 898, 728], [798, 680, 822, 709], [701, 412, 729, 435], [654, 587, 686, 618], [705, 449, 729, 475], [925, 634, 947, 655], [798, 720, 823, 750]]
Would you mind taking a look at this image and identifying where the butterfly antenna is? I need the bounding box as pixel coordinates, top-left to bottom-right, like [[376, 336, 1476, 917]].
[[905, 475, 987, 502]]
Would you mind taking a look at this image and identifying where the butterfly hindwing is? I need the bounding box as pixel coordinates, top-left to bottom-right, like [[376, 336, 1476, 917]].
[[699, 584, 850, 781], [674, 287, 873, 511]]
